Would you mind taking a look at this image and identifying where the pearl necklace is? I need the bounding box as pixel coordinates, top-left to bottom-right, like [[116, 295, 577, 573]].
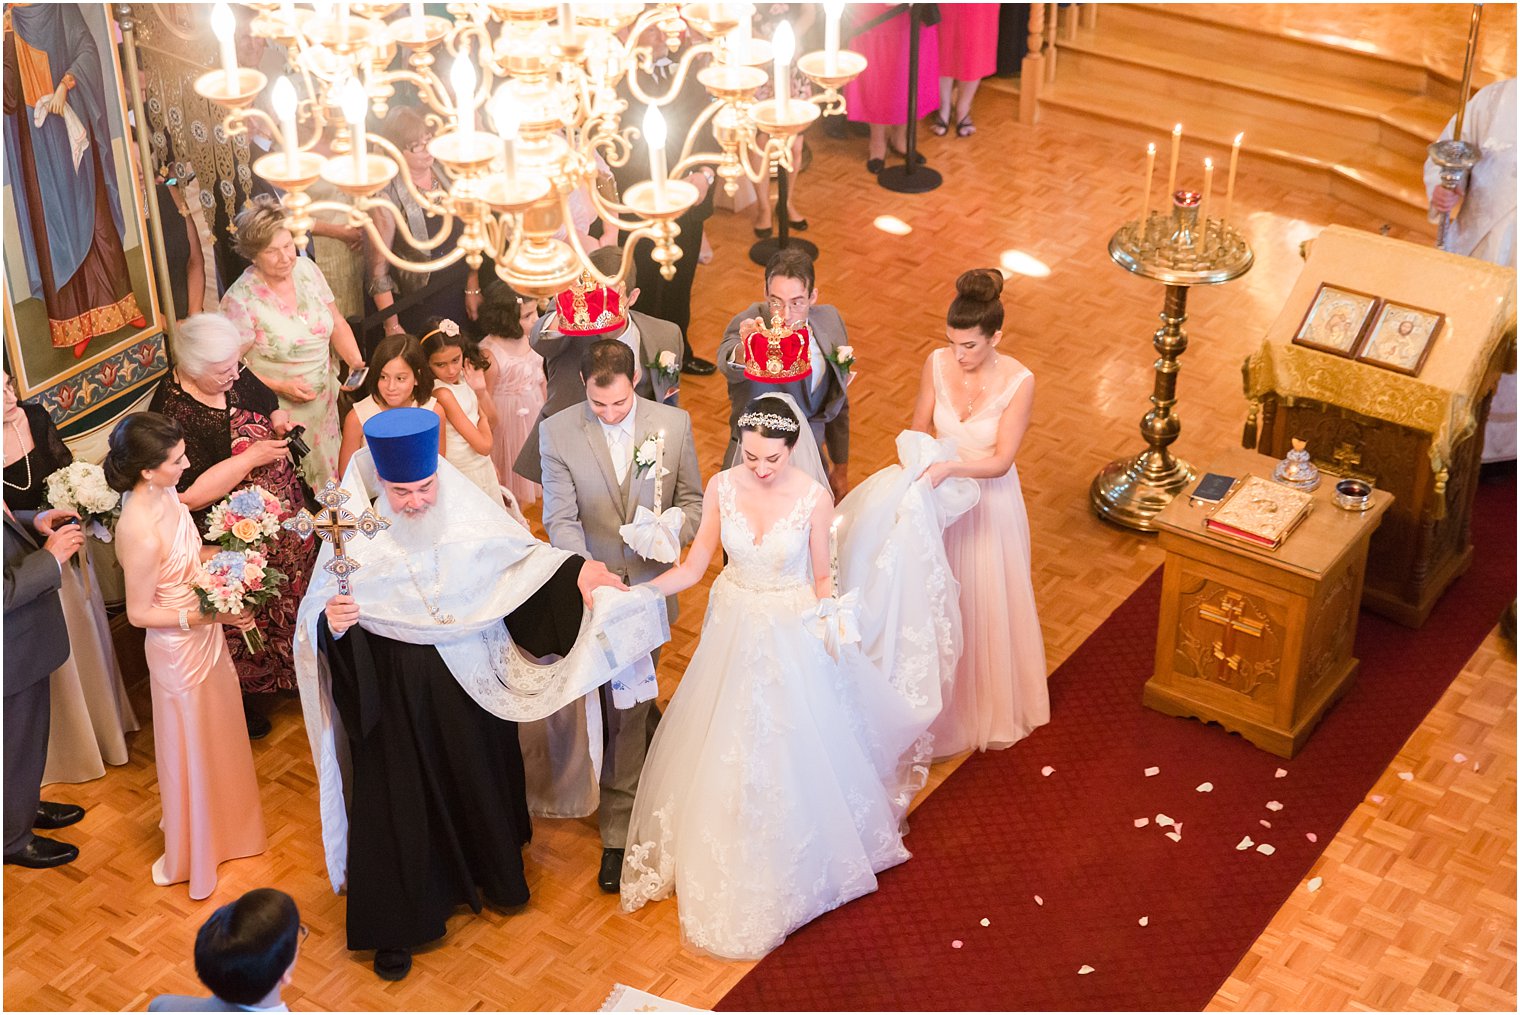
[[3, 421, 32, 491], [403, 543, 456, 624]]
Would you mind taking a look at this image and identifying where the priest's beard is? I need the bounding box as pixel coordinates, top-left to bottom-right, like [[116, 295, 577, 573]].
[[383, 497, 449, 557]]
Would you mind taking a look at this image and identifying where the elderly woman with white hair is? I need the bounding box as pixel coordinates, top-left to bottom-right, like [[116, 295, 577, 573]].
[[148, 313, 318, 739]]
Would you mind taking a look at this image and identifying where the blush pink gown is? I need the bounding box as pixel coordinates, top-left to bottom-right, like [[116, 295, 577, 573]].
[[928, 349, 1049, 755], [481, 335, 547, 506], [144, 500, 267, 899]]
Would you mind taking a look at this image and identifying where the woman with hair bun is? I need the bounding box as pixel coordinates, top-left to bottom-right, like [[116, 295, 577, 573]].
[[911, 268, 1049, 755], [109, 412, 267, 899]]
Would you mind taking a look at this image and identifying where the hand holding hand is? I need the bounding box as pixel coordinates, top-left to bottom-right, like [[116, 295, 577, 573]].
[[325, 594, 360, 636], [576, 559, 628, 607], [33, 507, 80, 538], [43, 521, 85, 565]]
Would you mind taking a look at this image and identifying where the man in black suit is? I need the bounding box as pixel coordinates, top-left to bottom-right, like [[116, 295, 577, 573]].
[[3, 502, 88, 868]]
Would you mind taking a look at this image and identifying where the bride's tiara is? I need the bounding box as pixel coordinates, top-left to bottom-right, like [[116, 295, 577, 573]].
[[736, 410, 800, 433]]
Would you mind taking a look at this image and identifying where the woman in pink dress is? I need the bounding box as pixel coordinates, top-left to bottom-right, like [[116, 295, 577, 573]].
[[476, 286, 546, 506], [930, 3, 999, 137], [844, 3, 940, 173], [911, 269, 1049, 756], [109, 413, 268, 900]]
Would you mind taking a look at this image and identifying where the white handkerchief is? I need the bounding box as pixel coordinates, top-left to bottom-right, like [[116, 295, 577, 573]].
[[619, 504, 685, 563], [608, 653, 657, 710]]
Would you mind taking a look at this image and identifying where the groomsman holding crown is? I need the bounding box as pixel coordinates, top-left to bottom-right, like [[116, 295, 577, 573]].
[[538, 339, 703, 893], [717, 248, 854, 501]]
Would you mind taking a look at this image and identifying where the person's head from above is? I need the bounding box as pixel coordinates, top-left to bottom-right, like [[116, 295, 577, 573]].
[[945, 268, 1005, 371], [233, 195, 298, 284], [476, 282, 528, 342], [381, 104, 434, 181], [420, 318, 486, 385], [367, 333, 433, 409], [763, 248, 817, 330], [590, 244, 638, 312], [104, 412, 188, 493], [737, 395, 801, 483], [581, 339, 638, 427], [173, 314, 245, 396], [193, 888, 303, 1008], [365, 407, 442, 518]]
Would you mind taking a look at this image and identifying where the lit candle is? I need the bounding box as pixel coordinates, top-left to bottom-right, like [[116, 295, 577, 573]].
[[824, 1, 845, 75], [1199, 157, 1214, 248], [272, 77, 299, 170], [644, 105, 668, 209], [341, 78, 367, 178], [1140, 142, 1155, 230], [410, 0, 422, 19], [559, 3, 575, 48], [733, 2, 752, 62], [211, 2, 238, 85], [450, 52, 477, 132], [490, 88, 519, 186], [829, 515, 842, 593], [1225, 132, 1243, 225], [1165, 122, 1181, 203], [773, 20, 794, 107], [653, 431, 666, 507]]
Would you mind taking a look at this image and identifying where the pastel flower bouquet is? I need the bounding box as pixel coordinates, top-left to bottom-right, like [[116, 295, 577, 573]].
[[204, 485, 286, 551], [192, 549, 287, 653], [43, 462, 121, 543]]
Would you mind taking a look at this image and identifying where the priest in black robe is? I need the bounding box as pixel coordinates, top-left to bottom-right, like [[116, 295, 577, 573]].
[[295, 408, 661, 981]]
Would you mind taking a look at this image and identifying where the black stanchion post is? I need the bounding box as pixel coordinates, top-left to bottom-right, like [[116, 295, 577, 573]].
[[749, 162, 819, 265], [878, 4, 942, 194]]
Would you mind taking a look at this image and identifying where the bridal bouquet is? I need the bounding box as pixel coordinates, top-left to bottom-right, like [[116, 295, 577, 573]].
[[43, 462, 120, 542], [205, 485, 286, 551], [191, 549, 286, 653]]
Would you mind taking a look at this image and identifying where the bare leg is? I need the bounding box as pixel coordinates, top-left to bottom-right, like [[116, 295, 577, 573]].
[[868, 123, 888, 162], [954, 79, 982, 135], [748, 132, 773, 231], [932, 77, 953, 134]]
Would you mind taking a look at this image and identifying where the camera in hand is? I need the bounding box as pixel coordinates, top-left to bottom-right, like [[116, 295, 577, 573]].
[[285, 425, 311, 462]]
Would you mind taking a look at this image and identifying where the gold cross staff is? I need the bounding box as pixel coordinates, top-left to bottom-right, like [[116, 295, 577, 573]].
[[283, 479, 390, 596]]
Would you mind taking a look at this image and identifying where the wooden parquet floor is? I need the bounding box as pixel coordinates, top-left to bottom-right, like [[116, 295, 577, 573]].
[[5, 64, 1515, 1013]]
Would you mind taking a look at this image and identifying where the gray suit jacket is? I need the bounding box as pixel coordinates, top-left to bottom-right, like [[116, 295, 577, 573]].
[[539, 398, 702, 616], [716, 302, 851, 467], [514, 309, 684, 485], [148, 994, 270, 1012], [3, 511, 68, 697]]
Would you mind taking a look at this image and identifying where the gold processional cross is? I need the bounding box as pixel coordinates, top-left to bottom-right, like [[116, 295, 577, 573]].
[[282, 479, 390, 596], [1197, 591, 1265, 681]]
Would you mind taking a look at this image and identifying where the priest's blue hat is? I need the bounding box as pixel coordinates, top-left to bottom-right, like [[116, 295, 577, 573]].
[[364, 407, 440, 483]]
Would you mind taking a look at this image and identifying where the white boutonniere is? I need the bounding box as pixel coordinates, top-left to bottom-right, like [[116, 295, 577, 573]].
[[647, 348, 679, 382], [827, 345, 855, 370], [633, 432, 661, 475]]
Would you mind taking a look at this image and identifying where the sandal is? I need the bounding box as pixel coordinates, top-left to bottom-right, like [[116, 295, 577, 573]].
[[927, 111, 949, 137], [956, 116, 976, 138]]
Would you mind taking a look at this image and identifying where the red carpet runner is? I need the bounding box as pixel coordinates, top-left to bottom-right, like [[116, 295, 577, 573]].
[[717, 479, 1516, 1012]]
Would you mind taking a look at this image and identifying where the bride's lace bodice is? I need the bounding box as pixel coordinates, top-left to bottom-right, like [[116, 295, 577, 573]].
[[716, 472, 821, 593]]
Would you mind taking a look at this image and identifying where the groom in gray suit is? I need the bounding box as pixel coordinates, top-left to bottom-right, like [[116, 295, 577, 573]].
[[717, 247, 852, 500], [538, 339, 703, 892], [514, 244, 686, 486]]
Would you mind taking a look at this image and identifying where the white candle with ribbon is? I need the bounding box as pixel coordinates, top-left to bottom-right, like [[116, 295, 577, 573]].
[[1225, 132, 1243, 226], [272, 77, 299, 170], [773, 21, 795, 107], [654, 430, 666, 506], [829, 515, 842, 593], [644, 105, 668, 210], [341, 78, 367, 178], [211, 2, 238, 85], [824, 1, 845, 75], [1141, 142, 1155, 230], [1165, 123, 1182, 202], [451, 52, 477, 132]]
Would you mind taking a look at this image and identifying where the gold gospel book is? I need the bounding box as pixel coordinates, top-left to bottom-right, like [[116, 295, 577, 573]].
[[1204, 475, 1314, 549]]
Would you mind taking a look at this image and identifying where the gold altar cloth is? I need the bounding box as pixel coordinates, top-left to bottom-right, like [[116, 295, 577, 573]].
[[1243, 226, 1516, 478]]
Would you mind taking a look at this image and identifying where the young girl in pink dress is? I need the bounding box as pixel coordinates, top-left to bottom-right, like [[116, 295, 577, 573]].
[[109, 413, 267, 900], [476, 287, 546, 506], [911, 269, 1049, 756]]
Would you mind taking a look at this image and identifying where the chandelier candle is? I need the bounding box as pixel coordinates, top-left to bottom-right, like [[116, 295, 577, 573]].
[[273, 77, 299, 169], [1199, 157, 1214, 249], [1165, 123, 1181, 206], [644, 106, 668, 210], [409, 0, 421, 19], [451, 53, 477, 131], [1225, 132, 1243, 225], [559, 3, 575, 48], [773, 21, 794, 106], [734, 3, 752, 63], [824, 1, 844, 75], [212, 2, 238, 83], [492, 90, 519, 186]]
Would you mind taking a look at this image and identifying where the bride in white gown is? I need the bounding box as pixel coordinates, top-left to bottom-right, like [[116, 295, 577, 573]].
[[621, 395, 938, 960]]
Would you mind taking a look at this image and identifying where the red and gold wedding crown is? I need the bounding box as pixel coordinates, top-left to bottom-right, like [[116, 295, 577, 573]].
[[553, 271, 626, 336], [743, 313, 812, 383]]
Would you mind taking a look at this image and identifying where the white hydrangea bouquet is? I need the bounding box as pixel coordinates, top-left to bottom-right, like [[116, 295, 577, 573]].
[[191, 549, 287, 653], [205, 485, 286, 552], [43, 462, 120, 543]]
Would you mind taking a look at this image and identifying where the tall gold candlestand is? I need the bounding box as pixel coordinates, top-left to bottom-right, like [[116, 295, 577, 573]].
[[1090, 193, 1254, 531]]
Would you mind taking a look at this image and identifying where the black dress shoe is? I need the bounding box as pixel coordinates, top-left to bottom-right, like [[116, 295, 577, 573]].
[[374, 948, 413, 981], [681, 356, 716, 376], [866, 157, 885, 175], [34, 802, 85, 830], [4, 836, 79, 869], [598, 848, 625, 894], [244, 700, 272, 741], [889, 145, 928, 166]]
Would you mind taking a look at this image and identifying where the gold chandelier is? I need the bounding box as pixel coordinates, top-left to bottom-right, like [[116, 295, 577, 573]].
[[195, 2, 866, 298]]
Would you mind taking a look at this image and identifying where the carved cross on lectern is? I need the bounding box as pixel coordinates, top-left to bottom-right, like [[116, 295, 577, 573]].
[[282, 479, 390, 595], [1198, 592, 1265, 681]]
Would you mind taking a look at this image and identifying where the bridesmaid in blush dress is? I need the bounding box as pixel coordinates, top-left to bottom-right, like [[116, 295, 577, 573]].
[[108, 413, 267, 900], [911, 269, 1049, 756]]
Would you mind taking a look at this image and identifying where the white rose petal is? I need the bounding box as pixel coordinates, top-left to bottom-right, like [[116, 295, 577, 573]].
[[1256, 843, 1276, 855], [1133, 817, 1149, 828], [1259, 819, 1271, 828], [1144, 766, 1160, 777], [1165, 831, 1182, 843], [1138, 916, 1149, 927], [1196, 782, 1213, 792], [979, 918, 990, 927], [1077, 965, 1095, 975], [1275, 768, 1288, 778], [1453, 752, 1468, 764], [1265, 801, 1284, 812], [1155, 813, 1173, 827], [1307, 876, 1323, 892], [1033, 895, 1043, 906], [1236, 836, 1254, 851], [1306, 833, 1318, 843], [1397, 771, 1413, 781], [1041, 766, 1055, 777]]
